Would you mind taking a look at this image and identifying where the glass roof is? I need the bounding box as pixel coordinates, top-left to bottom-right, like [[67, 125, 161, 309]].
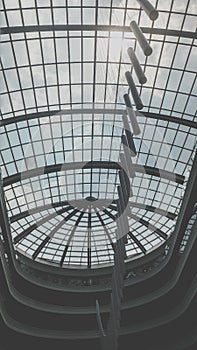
[[0, 0, 196, 268]]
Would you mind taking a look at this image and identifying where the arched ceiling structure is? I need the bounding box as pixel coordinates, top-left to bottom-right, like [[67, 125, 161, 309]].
[[0, 0, 196, 268]]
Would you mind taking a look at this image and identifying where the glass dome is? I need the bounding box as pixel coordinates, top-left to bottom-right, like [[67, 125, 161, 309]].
[[0, 0, 196, 268]]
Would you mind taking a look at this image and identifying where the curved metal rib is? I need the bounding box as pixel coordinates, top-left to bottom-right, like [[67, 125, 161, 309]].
[[60, 210, 85, 266], [14, 205, 74, 244], [3, 162, 185, 187], [32, 208, 79, 260], [94, 209, 115, 250]]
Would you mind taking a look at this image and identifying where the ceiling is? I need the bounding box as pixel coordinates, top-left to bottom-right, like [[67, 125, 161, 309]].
[[0, 0, 196, 267]]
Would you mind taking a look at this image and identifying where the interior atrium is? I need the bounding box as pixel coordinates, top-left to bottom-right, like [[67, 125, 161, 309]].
[[0, 0, 197, 349]]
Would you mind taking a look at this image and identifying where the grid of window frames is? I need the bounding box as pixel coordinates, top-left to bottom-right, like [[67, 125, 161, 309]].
[[0, 0, 197, 267]]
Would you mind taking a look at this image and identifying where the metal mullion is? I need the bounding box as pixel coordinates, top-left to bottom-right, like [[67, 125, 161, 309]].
[[142, 0, 159, 104], [36, 116, 48, 169], [159, 0, 190, 113], [92, 0, 98, 103], [114, 0, 128, 105], [105, 168, 112, 201], [65, 1, 72, 108], [1, 122, 17, 177], [37, 208, 79, 260], [92, 231, 100, 265], [59, 226, 73, 266], [46, 172, 53, 206], [11, 179, 27, 215], [45, 114, 55, 167], [150, 172, 166, 212], [111, 147, 122, 203], [80, 0, 83, 106], [145, 120, 159, 167], [161, 121, 181, 171], [90, 121, 94, 197], [153, 119, 171, 173], [97, 117, 105, 198], [34, 0, 50, 109], [11, 120, 30, 174], [136, 173, 147, 206], [32, 217, 67, 260], [65, 169, 73, 201], [147, 2, 173, 114], [55, 171, 61, 204], [81, 121, 85, 197], [2, 3, 26, 118], [105, 116, 115, 197], [20, 119, 34, 173], [26, 176, 38, 212], [103, 0, 113, 106], [108, 118, 121, 201], [146, 177, 157, 208], [17, 15, 38, 115], [127, 231, 146, 254], [136, 2, 145, 98], [164, 122, 181, 171], [26, 117, 42, 173], [17, 0, 37, 115], [154, 180, 178, 217], [79, 209, 88, 265], [70, 115, 77, 198], [53, 226, 73, 263], [87, 207, 91, 267], [50, 0, 61, 109], [65, 6, 76, 197], [14, 204, 74, 243], [131, 116, 148, 202], [96, 47, 105, 102], [179, 125, 197, 174], [60, 210, 85, 266], [0, 63, 15, 120], [172, 37, 196, 119], [60, 114, 66, 168], [94, 208, 114, 249], [103, 208, 116, 221], [18, 122, 37, 201]]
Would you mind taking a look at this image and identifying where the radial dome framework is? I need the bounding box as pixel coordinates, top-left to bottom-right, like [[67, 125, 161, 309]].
[[0, 0, 197, 268]]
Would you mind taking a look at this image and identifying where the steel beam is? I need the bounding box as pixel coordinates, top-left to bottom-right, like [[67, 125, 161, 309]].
[[1, 25, 196, 39]]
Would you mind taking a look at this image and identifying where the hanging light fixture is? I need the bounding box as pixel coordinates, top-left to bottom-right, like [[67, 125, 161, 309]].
[[125, 71, 144, 110], [127, 47, 147, 84], [136, 0, 159, 21], [130, 20, 152, 56], [123, 94, 141, 135]]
